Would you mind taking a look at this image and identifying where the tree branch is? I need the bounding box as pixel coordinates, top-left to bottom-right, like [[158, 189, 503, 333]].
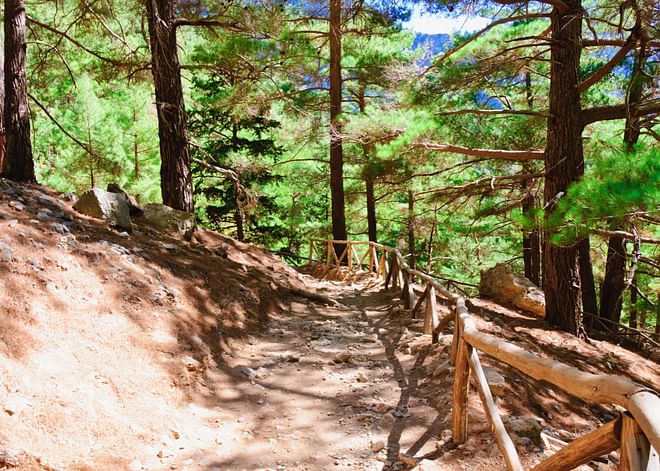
[[26, 15, 129, 67], [593, 229, 660, 245], [412, 142, 544, 161], [578, 29, 640, 93], [492, 0, 568, 13], [436, 109, 550, 118], [581, 99, 660, 127]]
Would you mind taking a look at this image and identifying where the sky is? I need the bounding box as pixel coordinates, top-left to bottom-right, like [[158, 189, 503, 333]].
[[402, 4, 491, 34]]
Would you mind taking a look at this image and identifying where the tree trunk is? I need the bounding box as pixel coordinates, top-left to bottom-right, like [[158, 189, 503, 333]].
[[578, 237, 598, 319], [407, 189, 416, 270], [233, 182, 244, 242], [599, 41, 647, 327], [145, 0, 193, 212], [543, 2, 583, 334], [600, 235, 627, 324], [521, 171, 541, 286], [329, 0, 347, 255], [0, 29, 5, 171], [522, 75, 541, 286], [365, 169, 377, 242], [133, 108, 140, 179], [358, 86, 377, 243], [2, 0, 34, 182]]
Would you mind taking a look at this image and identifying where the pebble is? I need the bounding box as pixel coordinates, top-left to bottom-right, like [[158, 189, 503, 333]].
[[0, 448, 20, 467], [333, 352, 352, 363], [0, 241, 13, 262], [370, 441, 385, 453], [9, 201, 25, 211]]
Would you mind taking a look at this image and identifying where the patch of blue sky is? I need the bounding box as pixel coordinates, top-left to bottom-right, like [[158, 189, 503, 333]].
[[402, 4, 490, 35]]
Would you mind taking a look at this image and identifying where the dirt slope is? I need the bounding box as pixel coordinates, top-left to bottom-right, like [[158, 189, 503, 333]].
[[0, 178, 311, 470], [0, 178, 658, 471]]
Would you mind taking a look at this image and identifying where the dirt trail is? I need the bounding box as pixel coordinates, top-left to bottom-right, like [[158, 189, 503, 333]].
[[2, 180, 657, 471], [175, 279, 449, 471]]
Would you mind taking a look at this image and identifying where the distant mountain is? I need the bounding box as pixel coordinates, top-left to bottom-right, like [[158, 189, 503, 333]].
[[412, 33, 452, 54]]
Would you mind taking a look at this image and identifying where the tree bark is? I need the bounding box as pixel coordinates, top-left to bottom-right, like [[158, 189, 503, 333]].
[[2, 0, 35, 182], [365, 168, 377, 242], [543, 1, 583, 334], [521, 169, 541, 286], [0, 29, 5, 171], [145, 0, 193, 212], [522, 75, 541, 286], [600, 235, 627, 325], [329, 0, 347, 255], [578, 237, 598, 319], [407, 189, 416, 270], [358, 86, 377, 243]]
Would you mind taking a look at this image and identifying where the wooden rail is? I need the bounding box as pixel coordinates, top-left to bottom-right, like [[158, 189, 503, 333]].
[[307, 239, 660, 470]]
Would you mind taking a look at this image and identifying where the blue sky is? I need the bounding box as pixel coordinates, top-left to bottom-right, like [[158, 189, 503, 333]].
[[402, 4, 491, 34]]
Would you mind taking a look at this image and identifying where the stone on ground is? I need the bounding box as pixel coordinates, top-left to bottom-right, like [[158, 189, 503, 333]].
[[479, 263, 545, 317], [73, 188, 132, 232], [137, 204, 196, 240], [107, 183, 142, 215]]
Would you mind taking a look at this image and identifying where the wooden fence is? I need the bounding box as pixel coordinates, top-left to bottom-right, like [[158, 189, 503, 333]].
[[307, 239, 660, 471]]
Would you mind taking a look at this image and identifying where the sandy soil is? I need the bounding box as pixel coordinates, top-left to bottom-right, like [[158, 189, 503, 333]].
[[0, 178, 658, 471]]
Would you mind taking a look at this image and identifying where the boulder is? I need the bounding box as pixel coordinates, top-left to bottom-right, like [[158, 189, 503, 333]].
[[479, 263, 545, 317], [107, 183, 142, 216], [137, 204, 196, 240], [73, 188, 132, 231]]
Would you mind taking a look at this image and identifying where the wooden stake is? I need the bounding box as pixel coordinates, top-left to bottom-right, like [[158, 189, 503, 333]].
[[620, 412, 657, 471], [413, 284, 430, 320], [452, 316, 471, 444], [426, 286, 439, 340], [469, 349, 523, 471]]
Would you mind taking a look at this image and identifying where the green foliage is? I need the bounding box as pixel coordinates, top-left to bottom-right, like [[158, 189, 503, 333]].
[[548, 146, 660, 243]]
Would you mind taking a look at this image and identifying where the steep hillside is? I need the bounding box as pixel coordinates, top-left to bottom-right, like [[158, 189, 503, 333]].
[[0, 178, 313, 470]]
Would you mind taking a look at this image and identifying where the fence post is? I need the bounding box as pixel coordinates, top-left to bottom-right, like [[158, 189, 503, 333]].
[[452, 313, 471, 444], [620, 412, 654, 471]]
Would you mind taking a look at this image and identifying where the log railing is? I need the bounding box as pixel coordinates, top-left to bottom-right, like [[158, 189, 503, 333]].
[[307, 239, 660, 470]]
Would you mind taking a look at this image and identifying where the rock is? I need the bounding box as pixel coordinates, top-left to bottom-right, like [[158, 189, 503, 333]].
[[182, 356, 201, 371], [333, 351, 352, 363], [504, 415, 544, 448], [470, 366, 506, 397], [433, 361, 453, 378], [107, 183, 142, 216], [398, 454, 418, 466], [356, 371, 369, 383], [237, 365, 255, 378], [0, 241, 13, 262], [0, 448, 20, 467], [137, 204, 196, 240], [370, 440, 385, 453], [73, 188, 132, 231], [8, 201, 25, 211], [479, 263, 545, 317], [50, 223, 70, 235]]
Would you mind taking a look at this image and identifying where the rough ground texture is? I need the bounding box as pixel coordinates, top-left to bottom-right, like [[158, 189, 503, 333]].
[[0, 178, 658, 471]]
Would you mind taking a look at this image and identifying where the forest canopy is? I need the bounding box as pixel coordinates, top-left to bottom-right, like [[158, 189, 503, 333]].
[[0, 0, 658, 337]]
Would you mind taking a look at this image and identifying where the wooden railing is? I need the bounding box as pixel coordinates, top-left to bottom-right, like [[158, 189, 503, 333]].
[[307, 239, 660, 471]]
